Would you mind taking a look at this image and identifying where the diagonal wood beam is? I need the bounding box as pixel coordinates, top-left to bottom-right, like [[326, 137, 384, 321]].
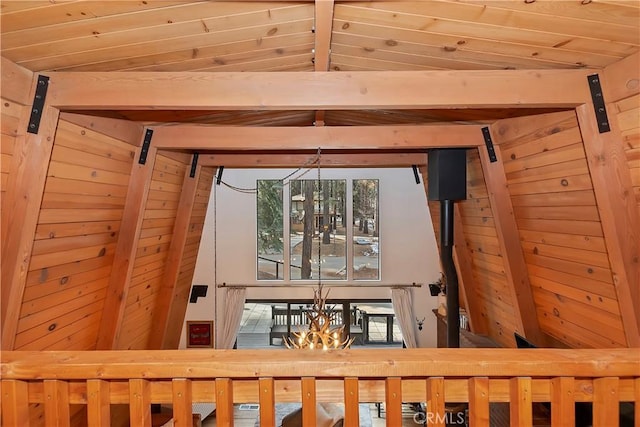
[[150, 124, 485, 150], [576, 102, 640, 347], [477, 134, 544, 346], [96, 136, 156, 350], [1, 75, 60, 350], [602, 52, 640, 103], [149, 158, 202, 349], [45, 70, 594, 110]]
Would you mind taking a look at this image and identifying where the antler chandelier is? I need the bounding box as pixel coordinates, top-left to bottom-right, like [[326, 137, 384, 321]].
[[284, 285, 354, 350], [284, 148, 353, 350]]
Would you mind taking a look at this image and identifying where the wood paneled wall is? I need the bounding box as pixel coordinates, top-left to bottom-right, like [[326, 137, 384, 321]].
[[0, 98, 21, 218], [494, 111, 626, 348], [613, 94, 640, 214], [116, 151, 191, 349], [456, 150, 521, 348], [14, 119, 137, 350]]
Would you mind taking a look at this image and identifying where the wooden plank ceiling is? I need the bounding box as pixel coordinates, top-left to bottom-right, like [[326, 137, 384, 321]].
[[1, 0, 639, 126]]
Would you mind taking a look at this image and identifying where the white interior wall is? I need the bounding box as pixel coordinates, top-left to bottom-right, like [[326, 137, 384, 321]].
[[183, 168, 443, 348]]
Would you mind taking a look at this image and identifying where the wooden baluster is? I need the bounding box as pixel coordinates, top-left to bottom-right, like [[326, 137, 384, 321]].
[[216, 378, 234, 427], [426, 377, 445, 427], [44, 379, 70, 427], [129, 379, 151, 427], [1, 379, 30, 427], [509, 377, 532, 427], [551, 377, 574, 427], [301, 377, 317, 427], [635, 378, 640, 427], [172, 378, 193, 427], [258, 378, 275, 427], [385, 377, 402, 427], [343, 377, 360, 427], [593, 377, 619, 427], [87, 379, 110, 427], [468, 377, 489, 427]]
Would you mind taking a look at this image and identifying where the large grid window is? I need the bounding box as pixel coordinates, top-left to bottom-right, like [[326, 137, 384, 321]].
[[256, 178, 379, 281]]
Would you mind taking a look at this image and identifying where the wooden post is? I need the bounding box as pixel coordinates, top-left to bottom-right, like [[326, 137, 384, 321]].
[[44, 379, 70, 427], [550, 377, 575, 427], [1, 379, 30, 427], [468, 377, 489, 427], [215, 378, 234, 427], [426, 377, 446, 427], [509, 377, 532, 427], [87, 379, 111, 427], [343, 377, 360, 427], [258, 378, 276, 427], [302, 377, 317, 427], [129, 379, 152, 427], [385, 377, 403, 427], [593, 377, 619, 427], [171, 378, 193, 427]]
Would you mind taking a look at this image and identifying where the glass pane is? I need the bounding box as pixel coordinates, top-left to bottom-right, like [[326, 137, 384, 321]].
[[290, 179, 346, 280], [257, 180, 284, 280], [353, 179, 379, 280]]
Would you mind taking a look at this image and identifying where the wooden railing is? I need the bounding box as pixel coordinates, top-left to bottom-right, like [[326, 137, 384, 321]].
[[1, 348, 638, 427]]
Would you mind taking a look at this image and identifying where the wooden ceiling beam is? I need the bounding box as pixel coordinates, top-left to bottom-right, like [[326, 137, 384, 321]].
[[45, 70, 594, 110], [150, 124, 485, 150], [198, 152, 427, 167]]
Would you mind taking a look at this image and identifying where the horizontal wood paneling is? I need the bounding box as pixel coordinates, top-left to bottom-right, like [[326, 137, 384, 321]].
[[496, 111, 626, 348], [613, 94, 640, 214], [14, 119, 135, 351], [117, 152, 190, 350], [456, 150, 519, 347]]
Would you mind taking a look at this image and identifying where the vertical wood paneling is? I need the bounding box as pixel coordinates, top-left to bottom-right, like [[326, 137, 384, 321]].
[[87, 379, 111, 427], [258, 377, 275, 427], [551, 377, 575, 427], [385, 377, 403, 427], [495, 110, 627, 348]]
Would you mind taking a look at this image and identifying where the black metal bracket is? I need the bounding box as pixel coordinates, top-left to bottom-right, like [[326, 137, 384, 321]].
[[189, 153, 199, 178], [412, 165, 421, 184], [481, 127, 497, 163], [138, 129, 153, 164], [587, 74, 610, 133], [216, 166, 224, 185], [27, 75, 49, 134]]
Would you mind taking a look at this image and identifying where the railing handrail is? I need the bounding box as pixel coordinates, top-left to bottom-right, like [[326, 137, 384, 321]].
[[2, 348, 638, 427], [2, 348, 638, 380]]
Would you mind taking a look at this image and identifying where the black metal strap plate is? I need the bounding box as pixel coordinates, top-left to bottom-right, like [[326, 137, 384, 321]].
[[138, 129, 153, 164], [27, 75, 49, 134], [481, 127, 497, 163], [587, 74, 610, 133], [190, 153, 199, 178], [216, 166, 224, 185], [412, 165, 421, 184]]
